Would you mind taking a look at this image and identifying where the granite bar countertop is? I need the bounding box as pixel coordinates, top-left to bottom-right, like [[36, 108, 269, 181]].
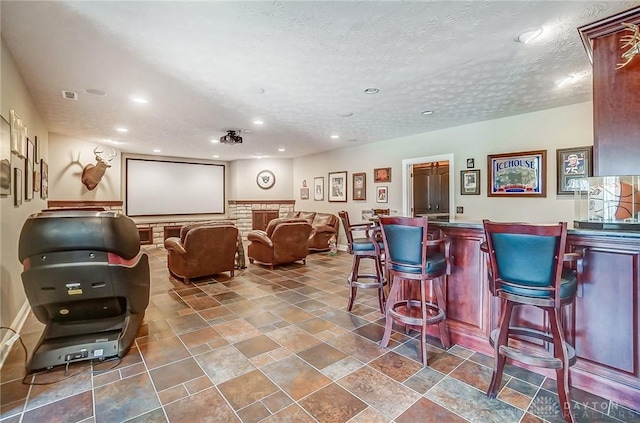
[[431, 220, 640, 239]]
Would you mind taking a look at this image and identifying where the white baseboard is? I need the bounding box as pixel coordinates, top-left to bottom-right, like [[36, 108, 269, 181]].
[[1, 300, 30, 368]]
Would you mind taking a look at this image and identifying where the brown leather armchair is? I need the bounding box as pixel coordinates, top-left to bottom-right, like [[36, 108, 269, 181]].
[[164, 224, 239, 284], [247, 218, 313, 269], [287, 211, 339, 251]]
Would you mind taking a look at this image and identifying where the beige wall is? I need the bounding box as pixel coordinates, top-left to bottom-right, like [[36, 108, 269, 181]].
[[0, 37, 49, 329], [293, 102, 593, 245], [229, 159, 294, 200], [48, 133, 122, 201]]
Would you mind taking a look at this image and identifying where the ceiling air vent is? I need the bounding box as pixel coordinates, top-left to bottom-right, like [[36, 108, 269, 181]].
[[62, 90, 78, 100]]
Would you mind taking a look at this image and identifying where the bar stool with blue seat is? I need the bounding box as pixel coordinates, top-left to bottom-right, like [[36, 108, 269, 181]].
[[483, 220, 580, 423], [338, 211, 386, 313], [379, 216, 452, 366]]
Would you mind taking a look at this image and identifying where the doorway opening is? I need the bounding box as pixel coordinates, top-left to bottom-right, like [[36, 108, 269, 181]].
[[402, 154, 455, 221]]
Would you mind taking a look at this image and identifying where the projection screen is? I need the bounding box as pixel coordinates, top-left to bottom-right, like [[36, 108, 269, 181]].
[[126, 158, 225, 216]]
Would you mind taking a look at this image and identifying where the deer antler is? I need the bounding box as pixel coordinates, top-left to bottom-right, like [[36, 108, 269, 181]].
[[616, 22, 640, 70]]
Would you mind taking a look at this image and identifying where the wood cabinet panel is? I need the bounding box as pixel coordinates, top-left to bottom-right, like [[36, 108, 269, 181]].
[[444, 230, 488, 335], [571, 245, 639, 374], [252, 210, 279, 231]]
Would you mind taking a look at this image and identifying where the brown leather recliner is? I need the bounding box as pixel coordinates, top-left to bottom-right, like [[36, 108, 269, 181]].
[[287, 211, 339, 251], [164, 224, 239, 284], [247, 218, 313, 269]]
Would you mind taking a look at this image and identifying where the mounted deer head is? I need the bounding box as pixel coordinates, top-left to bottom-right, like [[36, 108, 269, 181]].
[[81, 146, 117, 190]]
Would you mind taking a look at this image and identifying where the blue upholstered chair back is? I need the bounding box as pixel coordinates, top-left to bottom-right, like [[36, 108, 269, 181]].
[[383, 224, 424, 266], [491, 233, 558, 287], [483, 220, 574, 303]]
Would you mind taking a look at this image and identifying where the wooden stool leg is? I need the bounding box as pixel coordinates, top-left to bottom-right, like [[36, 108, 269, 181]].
[[488, 299, 514, 398], [347, 256, 360, 311], [380, 275, 398, 348], [549, 308, 575, 423], [420, 279, 428, 366], [434, 276, 450, 349], [375, 255, 385, 313]]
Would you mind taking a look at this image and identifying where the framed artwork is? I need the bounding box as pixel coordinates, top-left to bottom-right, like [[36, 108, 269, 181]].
[[1, 160, 10, 196], [1, 115, 10, 196], [40, 160, 48, 199], [376, 186, 388, 203], [313, 176, 324, 201], [256, 169, 275, 189], [466, 158, 475, 169], [300, 187, 309, 200], [25, 138, 34, 200], [14, 168, 22, 206], [374, 167, 391, 183], [34, 136, 40, 164], [10, 110, 27, 158], [328, 171, 347, 202], [34, 170, 41, 193], [460, 169, 481, 195], [487, 150, 546, 197], [352, 172, 366, 200], [556, 146, 593, 195]]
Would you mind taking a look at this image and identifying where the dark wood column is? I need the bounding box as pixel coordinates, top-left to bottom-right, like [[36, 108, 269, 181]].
[[579, 7, 640, 176]]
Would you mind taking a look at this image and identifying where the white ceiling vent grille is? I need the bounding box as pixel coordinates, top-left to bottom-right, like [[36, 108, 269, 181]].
[[62, 90, 78, 100]]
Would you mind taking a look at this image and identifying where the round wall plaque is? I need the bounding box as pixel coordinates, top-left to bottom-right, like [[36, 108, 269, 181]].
[[256, 170, 275, 189]]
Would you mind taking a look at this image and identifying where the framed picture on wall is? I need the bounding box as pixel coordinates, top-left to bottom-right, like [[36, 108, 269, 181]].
[[300, 187, 309, 200], [314, 177, 324, 201], [352, 172, 366, 200], [487, 150, 546, 197], [40, 160, 48, 199], [460, 169, 480, 195], [556, 146, 592, 195], [328, 171, 347, 202], [1, 115, 11, 196], [14, 168, 22, 206], [25, 138, 34, 200], [376, 186, 388, 203], [374, 167, 391, 183], [10, 110, 27, 158]]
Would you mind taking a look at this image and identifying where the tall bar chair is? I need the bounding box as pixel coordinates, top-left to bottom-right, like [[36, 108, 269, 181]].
[[379, 216, 452, 366], [483, 220, 580, 423], [338, 211, 386, 312]]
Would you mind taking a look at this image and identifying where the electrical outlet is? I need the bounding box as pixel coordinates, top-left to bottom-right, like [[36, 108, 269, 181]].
[[456, 206, 464, 214]]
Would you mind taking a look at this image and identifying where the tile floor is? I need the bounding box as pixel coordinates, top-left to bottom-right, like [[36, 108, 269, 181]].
[[1, 247, 639, 423]]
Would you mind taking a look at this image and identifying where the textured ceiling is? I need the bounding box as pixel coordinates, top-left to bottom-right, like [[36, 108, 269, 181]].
[[1, 1, 638, 161]]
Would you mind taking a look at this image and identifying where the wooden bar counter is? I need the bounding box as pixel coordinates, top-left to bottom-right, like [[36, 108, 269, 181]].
[[428, 221, 640, 410]]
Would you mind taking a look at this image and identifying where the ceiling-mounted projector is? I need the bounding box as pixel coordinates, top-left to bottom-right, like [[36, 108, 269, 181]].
[[220, 130, 243, 144]]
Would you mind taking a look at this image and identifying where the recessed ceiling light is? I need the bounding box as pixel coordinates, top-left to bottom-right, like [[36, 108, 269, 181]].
[[211, 139, 220, 143], [132, 97, 148, 104], [85, 89, 106, 96], [116, 127, 128, 133], [338, 112, 354, 118], [213, 154, 220, 158], [331, 135, 339, 139], [253, 120, 264, 125], [278, 148, 285, 152], [421, 110, 434, 115], [153, 149, 161, 153], [364, 88, 379, 94], [517, 27, 543, 44]]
